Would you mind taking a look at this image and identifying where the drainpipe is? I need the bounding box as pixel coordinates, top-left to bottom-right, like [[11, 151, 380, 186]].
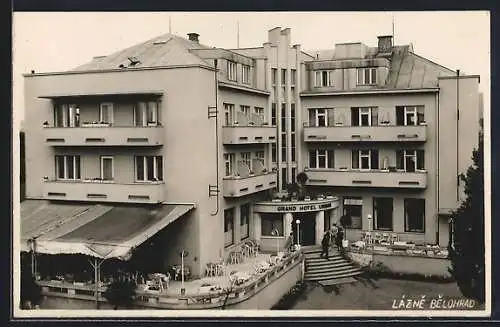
[[456, 69, 460, 202], [435, 92, 440, 245]]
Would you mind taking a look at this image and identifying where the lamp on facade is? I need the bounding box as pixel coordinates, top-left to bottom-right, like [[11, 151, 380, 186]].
[[295, 219, 301, 246]]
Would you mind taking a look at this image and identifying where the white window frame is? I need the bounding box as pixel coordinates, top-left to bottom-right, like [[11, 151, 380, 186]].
[[240, 105, 250, 116], [224, 208, 235, 247], [99, 102, 114, 124], [254, 107, 265, 123], [316, 108, 328, 127], [358, 150, 371, 170], [242, 64, 251, 84], [291, 69, 296, 85], [359, 107, 372, 126], [241, 152, 251, 170], [100, 156, 114, 181], [255, 151, 265, 166], [224, 153, 235, 177], [404, 106, 418, 126], [55, 104, 79, 127], [135, 156, 163, 182], [310, 149, 334, 169], [227, 61, 237, 81], [314, 70, 334, 87], [55, 155, 80, 180], [357, 68, 377, 85], [134, 101, 159, 127], [224, 103, 235, 126]]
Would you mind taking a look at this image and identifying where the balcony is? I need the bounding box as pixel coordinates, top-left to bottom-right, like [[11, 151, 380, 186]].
[[44, 125, 164, 147], [303, 124, 427, 143], [222, 111, 276, 145], [223, 171, 278, 197], [305, 169, 427, 189], [42, 180, 165, 204]]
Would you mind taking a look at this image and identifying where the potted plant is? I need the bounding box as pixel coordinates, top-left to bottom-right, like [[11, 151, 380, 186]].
[[42, 121, 49, 127], [262, 168, 268, 174], [263, 122, 269, 126], [303, 166, 309, 172], [249, 171, 255, 176], [249, 121, 255, 126], [419, 121, 427, 126], [233, 121, 239, 126]]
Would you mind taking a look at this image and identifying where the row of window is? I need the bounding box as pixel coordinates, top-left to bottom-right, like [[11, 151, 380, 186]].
[[224, 151, 266, 177], [54, 155, 163, 182], [272, 68, 297, 86], [224, 204, 250, 247], [343, 197, 425, 233], [308, 106, 425, 127], [223, 103, 265, 126], [54, 101, 160, 128], [308, 149, 425, 171], [314, 67, 377, 87], [227, 61, 252, 84]]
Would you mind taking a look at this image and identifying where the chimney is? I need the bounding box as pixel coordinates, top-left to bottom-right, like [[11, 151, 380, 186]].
[[188, 33, 199, 43], [377, 35, 393, 53]]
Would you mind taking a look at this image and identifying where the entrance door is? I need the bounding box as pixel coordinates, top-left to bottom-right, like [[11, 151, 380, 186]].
[[292, 213, 316, 246]]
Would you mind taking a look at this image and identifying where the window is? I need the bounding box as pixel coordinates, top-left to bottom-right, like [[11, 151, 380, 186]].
[[343, 197, 363, 229], [396, 150, 425, 172], [224, 103, 235, 126], [55, 155, 80, 180], [100, 156, 114, 181], [227, 61, 237, 81], [272, 68, 277, 85], [291, 134, 296, 162], [54, 104, 79, 127], [291, 104, 296, 132], [396, 106, 425, 126], [404, 198, 425, 232], [357, 68, 377, 85], [281, 134, 287, 162], [351, 107, 378, 126], [135, 156, 163, 181], [271, 103, 277, 126], [241, 152, 251, 170], [309, 149, 335, 169], [224, 208, 235, 247], [281, 104, 286, 133], [224, 153, 235, 177], [281, 69, 287, 85], [261, 213, 284, 236], [134, 101, 159, 126], [314, 70, 334, 87], [242, 64, 251, 84], [281, 168, 287, 189], [271, 144, 277, 163], [291, 69, 296, 85], [255, 151, 265, 165], [240, 204, 250, 240], [254, 107, 265, 125], [352, 149, 379, 170], [99, 103, 113, 124], [240, 105, 250, 121], [308, 108, 335, 127], [292, 167, 297, 184], [373, 197, 393, 231]]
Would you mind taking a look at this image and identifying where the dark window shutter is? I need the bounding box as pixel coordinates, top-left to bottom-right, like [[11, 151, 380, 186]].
[[351, 108, 359, 126], [396, 106, 405, 126], [370, 150, 379, 169], [351, 150, 359, 169]]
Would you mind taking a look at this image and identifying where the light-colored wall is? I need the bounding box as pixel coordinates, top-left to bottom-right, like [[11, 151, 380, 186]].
[[438, 76, 480, 213], [24, 66, 219, 276], [301, 91, 439, 243]]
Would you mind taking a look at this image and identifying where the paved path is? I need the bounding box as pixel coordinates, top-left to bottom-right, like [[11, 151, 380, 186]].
[[291, 276, 484, 310]]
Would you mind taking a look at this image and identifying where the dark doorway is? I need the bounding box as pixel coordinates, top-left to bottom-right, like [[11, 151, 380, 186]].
[[292, 213, 316, 246]]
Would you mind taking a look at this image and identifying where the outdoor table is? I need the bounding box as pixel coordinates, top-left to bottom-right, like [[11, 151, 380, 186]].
[[170, 265, 191, 281]]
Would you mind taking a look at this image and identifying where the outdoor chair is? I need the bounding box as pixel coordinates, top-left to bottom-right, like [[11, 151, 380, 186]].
[[374, 232, 382, 244]]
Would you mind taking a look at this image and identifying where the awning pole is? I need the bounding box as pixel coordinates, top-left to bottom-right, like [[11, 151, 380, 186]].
[[89, 258, 100, 310]]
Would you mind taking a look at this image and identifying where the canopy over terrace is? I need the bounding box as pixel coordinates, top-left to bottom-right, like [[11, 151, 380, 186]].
[[20, 200, 195, 261]]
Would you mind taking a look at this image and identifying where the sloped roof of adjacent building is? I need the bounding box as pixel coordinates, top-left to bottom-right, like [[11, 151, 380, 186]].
[[307, 45, 456, 90], [72, 33, 215, 72]]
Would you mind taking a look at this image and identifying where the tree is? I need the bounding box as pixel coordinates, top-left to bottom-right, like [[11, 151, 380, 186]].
[[296, 172, 309, 200], [102, 279, 137, 310], [448, 140, 485, 303]]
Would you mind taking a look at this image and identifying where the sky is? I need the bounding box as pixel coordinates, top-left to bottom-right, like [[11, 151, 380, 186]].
[[12, 11, 490, 128]]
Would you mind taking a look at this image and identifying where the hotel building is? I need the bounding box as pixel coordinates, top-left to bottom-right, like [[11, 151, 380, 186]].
[[22, 28, 482, 277]]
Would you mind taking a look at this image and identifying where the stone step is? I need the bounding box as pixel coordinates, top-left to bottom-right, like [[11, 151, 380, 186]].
[[305, 256, 345, 264], [305, 259, 350, 269], [318, 277, 357, 286], [305, 262, 353, 273], [304, 268, 363, 281], [306, 264, 357, 275]]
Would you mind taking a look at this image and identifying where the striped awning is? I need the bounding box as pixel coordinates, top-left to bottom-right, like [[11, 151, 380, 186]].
[[21, 200, 194, 260]]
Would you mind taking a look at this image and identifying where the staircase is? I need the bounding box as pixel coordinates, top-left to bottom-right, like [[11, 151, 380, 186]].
[[302, 246, 362, 283]]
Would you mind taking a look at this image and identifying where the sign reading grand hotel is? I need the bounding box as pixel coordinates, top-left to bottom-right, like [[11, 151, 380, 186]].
[[253, 198, 339, 214], [276, 202, 333, 212]]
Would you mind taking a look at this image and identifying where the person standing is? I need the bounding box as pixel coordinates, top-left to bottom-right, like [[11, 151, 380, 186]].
[[320, 232, 330, 260], [336, 227, 345, 251]]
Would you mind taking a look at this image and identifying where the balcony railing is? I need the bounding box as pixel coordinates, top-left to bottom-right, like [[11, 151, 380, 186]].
[[43, 125, 164, 147], [42, 179, 165, 203], [223, 171, 278, 197], [303, 124, 427, 143], [223, 111, 276, 145], [305, 169, 427, 189]]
